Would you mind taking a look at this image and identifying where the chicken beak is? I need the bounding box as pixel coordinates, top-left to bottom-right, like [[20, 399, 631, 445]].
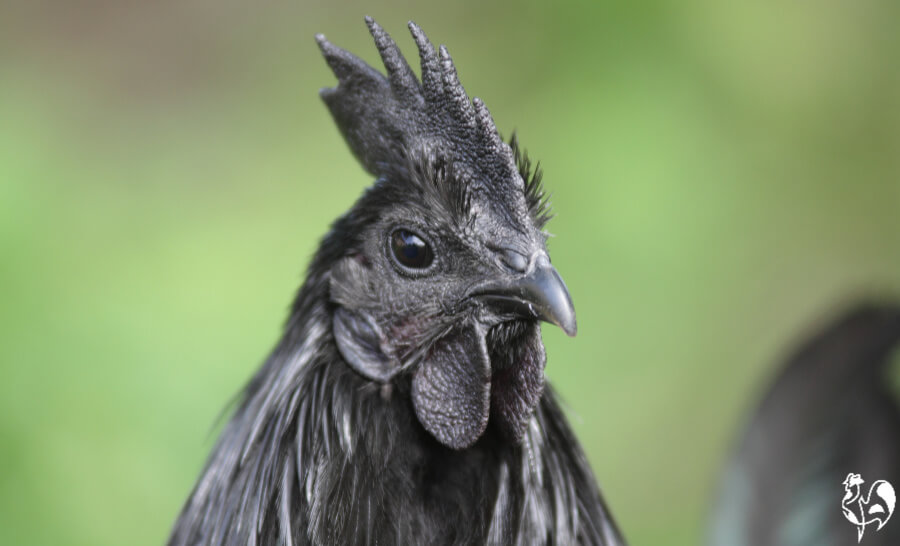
[[476, 255, 577, 337]]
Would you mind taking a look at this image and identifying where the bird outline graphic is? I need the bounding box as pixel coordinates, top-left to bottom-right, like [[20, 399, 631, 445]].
[[842, 472, 896, 542]]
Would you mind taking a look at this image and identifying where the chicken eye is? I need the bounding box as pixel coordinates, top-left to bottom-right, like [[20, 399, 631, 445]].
[[390, 229, 433, 270]]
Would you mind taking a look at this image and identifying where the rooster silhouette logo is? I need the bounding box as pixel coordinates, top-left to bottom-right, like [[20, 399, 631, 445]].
[[842, 473, 896, 542]]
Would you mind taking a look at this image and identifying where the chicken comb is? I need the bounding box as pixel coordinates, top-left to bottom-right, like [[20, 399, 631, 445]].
[[316, 17, 521, 192]]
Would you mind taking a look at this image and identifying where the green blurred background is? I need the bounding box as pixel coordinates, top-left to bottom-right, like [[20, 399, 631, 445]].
[[2, 1, 899, 544]]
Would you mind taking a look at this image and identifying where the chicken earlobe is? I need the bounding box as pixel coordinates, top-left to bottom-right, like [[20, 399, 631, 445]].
[[412, 321, 491, 449], [333, 307, 402, 382]]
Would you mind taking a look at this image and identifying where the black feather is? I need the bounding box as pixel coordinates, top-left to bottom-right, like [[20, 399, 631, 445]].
[[510, 133, 553, 230], [708, 304, 900, 546]]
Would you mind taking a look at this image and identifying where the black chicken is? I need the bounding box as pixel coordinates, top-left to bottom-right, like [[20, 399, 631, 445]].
[[709, 304, 900, 545], [169, 18, 624, 546]]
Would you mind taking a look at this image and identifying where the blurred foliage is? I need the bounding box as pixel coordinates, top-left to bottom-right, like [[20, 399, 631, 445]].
[[1, 1, 899, 545]]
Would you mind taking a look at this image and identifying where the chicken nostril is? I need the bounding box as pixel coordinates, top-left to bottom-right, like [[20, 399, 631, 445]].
[[499, 248, 529, 273]]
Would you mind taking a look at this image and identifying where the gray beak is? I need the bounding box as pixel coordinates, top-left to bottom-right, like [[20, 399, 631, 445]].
[[475, 255, 577, 336]]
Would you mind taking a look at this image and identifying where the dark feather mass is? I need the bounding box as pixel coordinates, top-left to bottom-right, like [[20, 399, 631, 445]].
[[168, 17, 624, 546], [709, 305, 900, 546]]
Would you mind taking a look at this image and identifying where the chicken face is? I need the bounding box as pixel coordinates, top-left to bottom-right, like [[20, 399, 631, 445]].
[[319, 19, 576, 449]]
